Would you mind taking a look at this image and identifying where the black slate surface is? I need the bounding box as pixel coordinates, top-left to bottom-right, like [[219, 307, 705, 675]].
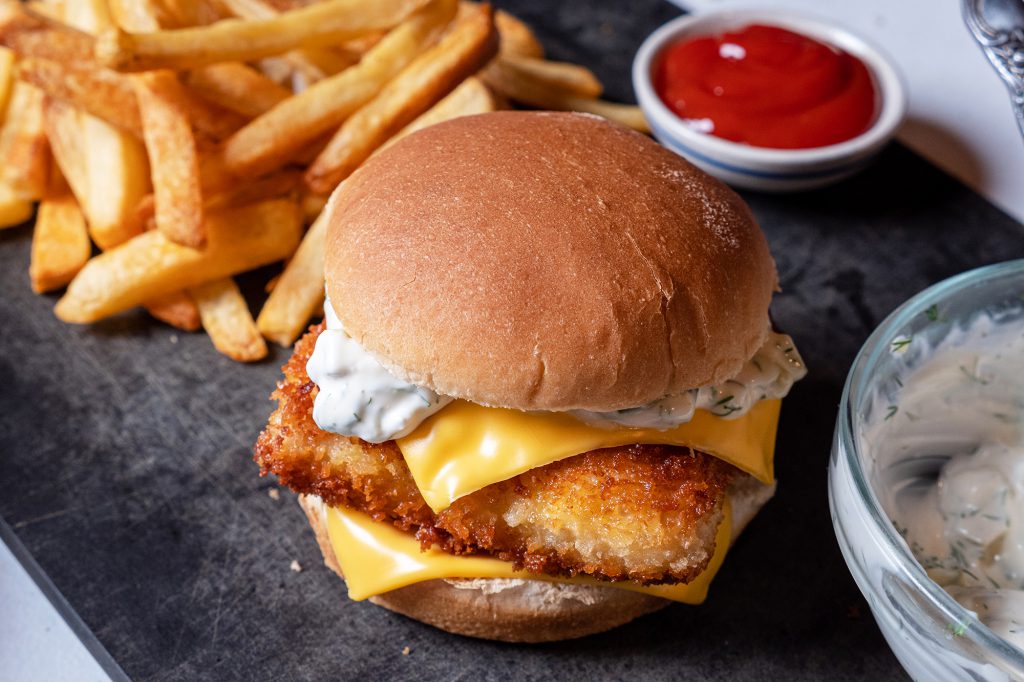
[[2, 2, 1022, 680]]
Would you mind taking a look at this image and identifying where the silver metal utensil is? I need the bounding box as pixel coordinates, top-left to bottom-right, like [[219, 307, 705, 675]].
[[963, 0, 1024, 139]]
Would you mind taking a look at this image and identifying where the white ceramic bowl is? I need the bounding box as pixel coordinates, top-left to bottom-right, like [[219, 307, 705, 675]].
[[632, 10, 907, 192]]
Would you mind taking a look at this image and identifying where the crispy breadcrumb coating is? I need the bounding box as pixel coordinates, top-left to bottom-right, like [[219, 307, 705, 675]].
[[255, 325, 736, 584]]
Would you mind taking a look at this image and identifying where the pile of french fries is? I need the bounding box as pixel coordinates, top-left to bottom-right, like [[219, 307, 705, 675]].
[[0, 0, 648, 362]]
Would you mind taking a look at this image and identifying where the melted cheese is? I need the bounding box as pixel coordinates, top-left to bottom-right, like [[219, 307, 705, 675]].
[[397, 399, 780, 511], [326, 501, 732, 603]]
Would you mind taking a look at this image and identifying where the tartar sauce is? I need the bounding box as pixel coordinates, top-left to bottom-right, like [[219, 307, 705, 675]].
[[306, 299, 451, 443], [866, 313, 1024, 647], [575, 330, 806, 429], [309, 299, 805, 440]]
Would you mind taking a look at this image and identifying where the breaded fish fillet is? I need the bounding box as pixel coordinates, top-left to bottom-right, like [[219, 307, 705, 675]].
[[255, 325, 737, 584]]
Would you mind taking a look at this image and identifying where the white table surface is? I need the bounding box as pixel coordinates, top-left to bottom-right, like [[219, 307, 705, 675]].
[[0, 520, 123, 682], [675, 0, 1024, 224]]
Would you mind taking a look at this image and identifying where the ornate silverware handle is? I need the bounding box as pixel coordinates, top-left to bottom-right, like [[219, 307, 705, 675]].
[[963, 0, 1024, 139]]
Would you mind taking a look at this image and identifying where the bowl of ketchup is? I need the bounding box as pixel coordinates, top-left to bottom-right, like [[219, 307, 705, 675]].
[[633, 11, 906, 192]]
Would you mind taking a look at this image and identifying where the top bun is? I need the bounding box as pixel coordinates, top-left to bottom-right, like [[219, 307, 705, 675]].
[[324, 111, 777, 412]]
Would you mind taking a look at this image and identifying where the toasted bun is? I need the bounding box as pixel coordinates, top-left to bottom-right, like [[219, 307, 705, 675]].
[[324, 111, 777, 412], [299, 475, 774, 643]]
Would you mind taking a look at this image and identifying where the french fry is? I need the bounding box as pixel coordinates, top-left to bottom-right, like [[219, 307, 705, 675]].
[[481, 62, 650, 134], [185, 62, 291, 118], [177, 86, 247, 142], [143, 290, 200, 331], [134, 70, 204, 248], [305, 2, 498, 194], [95, 0, 430, 71], [498, 55, 601, 98], [55, 198, 302, 324], [0, 45, 30, 228], [203, 169, 301, 211], [62, 0, 154, 252], [0, 182, 34, 229], [382, 75, 495, 150], [256, 208, 327, 347], [29, 189, 90, 293], [151, 0, 225, 28], [190, 277, 267, 362], [222, 0, 457, 178], [0, 3, 94, 63], [0, 46, 14, 114], [106, 0, 162, 32], [17, 58, 144, 136], [495, 9, 542, 59], [216, 0, 362, 84], [42, 97, 91, 209], [300, 191, 327, 224], [544, 95, 650, 134], [0, 81, 49, 200]]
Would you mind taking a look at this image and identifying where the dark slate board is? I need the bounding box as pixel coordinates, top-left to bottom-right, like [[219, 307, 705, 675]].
[[1, 1, 1020, 680]]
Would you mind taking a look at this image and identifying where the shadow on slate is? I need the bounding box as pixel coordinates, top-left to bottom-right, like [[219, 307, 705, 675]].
[[1, 0, 1022, 680]]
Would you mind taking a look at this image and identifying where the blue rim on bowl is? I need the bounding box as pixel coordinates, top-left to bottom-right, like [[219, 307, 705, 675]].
[[632, 10, 907, 192], [830, 260, 1024, 679]]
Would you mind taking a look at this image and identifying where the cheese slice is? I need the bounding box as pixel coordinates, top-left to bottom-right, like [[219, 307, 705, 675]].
[[326, 501, 732, 603], [397, 399, 780, 512]]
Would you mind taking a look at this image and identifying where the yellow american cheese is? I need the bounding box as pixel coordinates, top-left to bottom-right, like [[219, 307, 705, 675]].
[[326, 501, 731, 603], [397, 399, 780, 512]]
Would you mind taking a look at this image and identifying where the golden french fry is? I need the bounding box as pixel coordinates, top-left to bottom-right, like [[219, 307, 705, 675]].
[[151, 0, 225, 28], [0, 81, 50, 200], [305, 2, 497, 194], [62, 0, 154, 251], [222, 0, 456, 178], [22, 2, 62, 22], [0, 46, 14, 114], [42, 97, 90, 209], [254, 56, 293, 86], [107, 0, 162, 32], [217, 0, 285, 19], [494, 9, 542, 59], [0, 181, 34, 229], [143, 290, 201, 331], [300, 191, 327, 224], [185, 62, 291, 118], [95, 0, 430, 71], [547, 95, 650, 134], [0, 3, 94, 63], [498, 55, 601, 98], [382, 75, 494, 150], [29, 190, 90, 293], [190, 277, 267, 362], [203, 169, 301, 210], [55, 199, 302, 324], [256, 208, 327, 347], [178, 86, 247, 142], [134, 70, 204, 248], [216, 1, 362, 83], [17, 58, 143, 136], [481, 63, 650, 134]]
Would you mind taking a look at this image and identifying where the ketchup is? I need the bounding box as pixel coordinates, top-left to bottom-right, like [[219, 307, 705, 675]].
[[654, 25, 877, 149]]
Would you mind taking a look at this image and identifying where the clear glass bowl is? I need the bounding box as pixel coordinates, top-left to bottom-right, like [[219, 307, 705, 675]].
[[829, 259, 1024, 681]]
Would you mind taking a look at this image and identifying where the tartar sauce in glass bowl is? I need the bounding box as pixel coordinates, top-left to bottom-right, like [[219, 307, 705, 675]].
[[864, 313, 1024, 648]]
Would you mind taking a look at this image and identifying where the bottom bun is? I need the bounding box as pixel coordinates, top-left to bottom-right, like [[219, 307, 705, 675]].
[[299, 474, 774, 643]]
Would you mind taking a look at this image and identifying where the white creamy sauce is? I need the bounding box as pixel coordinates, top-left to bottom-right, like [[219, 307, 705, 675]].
[[309, 299, 805, 440], [865, 314, 1024, 647], [306, 299, 452, 443], [574, 331, 806, 429]]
